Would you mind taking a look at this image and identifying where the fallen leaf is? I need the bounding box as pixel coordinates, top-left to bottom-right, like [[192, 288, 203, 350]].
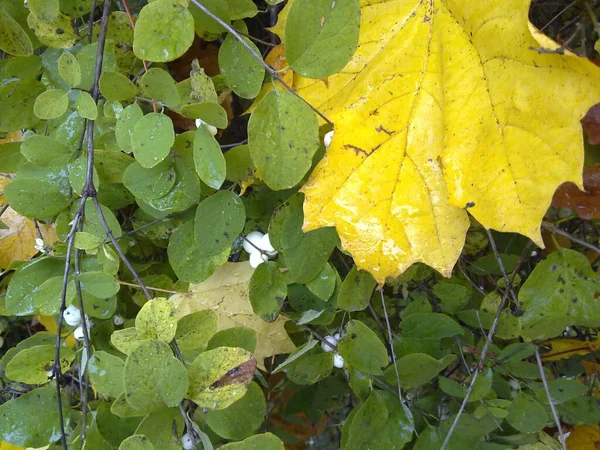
[[540, 337, 600, 361], [566, 425, 600, 450], [581, 103, 600, 145], [552, 164, 600, 219], [169, 262, 296, 369], [0, 205, 58, 269], [292, 0, 600, 282]]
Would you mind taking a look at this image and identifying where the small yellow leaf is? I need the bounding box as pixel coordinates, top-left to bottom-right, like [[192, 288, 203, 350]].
[[266, 0, 295, 43], [566, 426, 600, 450], [169, 262, 295, 370], [540, 337, 600, 361], [0, 205, 58, 269], [296, 0, 600, 282]]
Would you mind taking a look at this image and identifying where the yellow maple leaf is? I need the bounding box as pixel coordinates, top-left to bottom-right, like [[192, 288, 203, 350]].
[[540, 337, 600, 361], [294, 0, 600, 282], [0, 204, 58, 269], [169, 262, 296, 370]]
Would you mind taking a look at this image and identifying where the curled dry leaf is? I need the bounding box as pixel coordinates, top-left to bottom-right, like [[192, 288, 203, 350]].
[[552, 164, 600, 219]]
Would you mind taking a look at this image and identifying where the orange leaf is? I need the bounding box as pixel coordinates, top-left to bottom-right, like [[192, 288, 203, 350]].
[[566, 425, 600, 450]]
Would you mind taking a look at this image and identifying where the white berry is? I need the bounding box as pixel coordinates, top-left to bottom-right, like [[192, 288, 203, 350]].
[[333, 353, 345, 368], [321, 335, 338, 352], [243, 231, 264, 254], [195, 119, 217, 137], [113, 314, 124, 326], [181, 433, 194, 450], [324, 130, 334, 148], [259, 233, 277, 256], [73, 326, 85, 341], [63, 305, 82, 327], [249, 251, 268, 268]]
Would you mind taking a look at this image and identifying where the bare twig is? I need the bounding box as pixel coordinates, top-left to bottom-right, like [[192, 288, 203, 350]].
[[542, 221, 600, 254], [379, 289, 402, 402], [117, 279, 186, 295], [534, 345, 566, 449], [187, 0, 333, 127]]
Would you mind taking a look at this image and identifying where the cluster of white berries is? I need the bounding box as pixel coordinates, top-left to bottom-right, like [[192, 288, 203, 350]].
[[195, 119, 217, 137], [181, 433, 194, 450], [63, 305, 92, 341], [243, 231, 278, 268], [321, 333, 345, 368]]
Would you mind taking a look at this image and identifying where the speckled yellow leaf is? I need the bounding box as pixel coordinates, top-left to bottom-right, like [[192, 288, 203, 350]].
[[0, 204, 58, 269], [295, 0, 600, 283], [169, 262, 295, 369]]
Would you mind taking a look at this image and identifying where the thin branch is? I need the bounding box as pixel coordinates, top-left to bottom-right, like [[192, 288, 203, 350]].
[[114, 209, 190, 241], [534, 345, 566, 449], [379, 289, 403, 403], [542, 220, 600, 254], [117, 279, 186, 295], [486, 229, 519, 306], [187, 0, 333, 127]]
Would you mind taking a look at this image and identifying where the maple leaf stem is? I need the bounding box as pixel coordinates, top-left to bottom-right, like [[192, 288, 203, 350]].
[[187, 0, 334, 127], [534, 345, 567, 449]]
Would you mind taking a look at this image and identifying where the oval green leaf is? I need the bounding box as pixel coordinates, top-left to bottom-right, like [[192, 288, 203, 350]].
[[131, 112, 175, 168], [219, 33, 264, 99], [193, 124, 226, 189], [195, 190, 245, 255]]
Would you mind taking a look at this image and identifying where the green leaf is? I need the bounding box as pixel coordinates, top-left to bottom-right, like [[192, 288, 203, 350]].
[[96, 400, 143, 448], [343, 390, 388, 450], [88, 351, 126, 399], [168, 220, 230, 283], [175, 309, 218, 350], [133, 0, 195, 63], [433, 282, 472, 314], [338, 265, 377, 311], [285, 0, 359, 78], [534, 379, 588, 405], [144, 156, 201, 214], [225, 144, 255, 182], [5, 344, 75, 384], [119, 435, 155, 450], [219, 433, 284, 450], [394, 312, 464, 359], [33, 88, 69, 120], [558, 396, 600, 425], [116, 103, 144, 152], [190, 58, 218, 103], [27, 12, 79, 49], [79, 271, 120, 298], [338, 320, 389, 375], [248, 90, 320, 190], [83, 200, 123, 239], [124, 340, 189, 413], [131, 113, 175, 168], [519, 248, 600, 340], [272, 339, 319, 373], [135, 298, 177, 342], [0, 4, 33, 56], [286, 347, 333, 385], [6, 257, 64, 315], [34, 276, 75, 315], [384, 353, 456, 389], [0, 78, 44, 132], [29, 0, 59, 20], [139, 67, 181, 107], [57, 51, 81, 86], [99, 70, 138, 101], [207, 327, 257, 353], [123, 160, 176, 200], [187, 347, 256, 410], [193, 124, 226, 188], [195, 190, 246, 255], [249, 261, 286, 322], [439, 368, 494, 403], [305, 263, 336, 301], [271, 193, 338, 283], [111, 327, 144, 355], [74, 231, 102, 251], [134, 407, 184, 450], [20, 134, 74, 166], [219, 33, 264, 99], [226, 0, 258, 20], [5, 166, 71, 218], [205, 381, 266, 440], [112, 393, 147, 418], [506, 393, 549, 433], [75, 90, 98, 120], [189, 0, 230, 36], [0, 386, 68, 448], [180, 102, 228, 128]]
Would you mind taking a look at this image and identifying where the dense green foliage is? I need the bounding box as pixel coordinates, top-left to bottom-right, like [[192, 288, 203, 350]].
[[0, 1, 599, 449]]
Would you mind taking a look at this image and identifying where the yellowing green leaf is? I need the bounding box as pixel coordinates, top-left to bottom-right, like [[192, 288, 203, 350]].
[[169, 262, 296, 369], [296, 0, 600, 282], [33, 89, 69, 120], [27, 12, 79, 49], [133, 0, 195, 63], [0, 4, 33, 56], [135, 298, 177, 342]]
